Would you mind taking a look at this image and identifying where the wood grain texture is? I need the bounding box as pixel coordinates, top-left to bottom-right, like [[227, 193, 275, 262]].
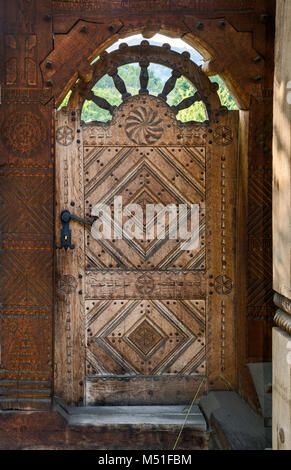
[[0, 409, 208, 450], [274, 293, 291, 315], [0, 104, 54, 410], [86, 376, 207, 405], [52, 1, 255, 13], [85, 271, 205, 299], [56, 68, 238, 403], [273, 327, 291, 450], [0, 1, 54, 407], [40, 19, 123, 106], [206, 111, 238, 390], [272, 1, 291, 448], [0, 0, 275, 417], [55, 108, 85, 404], [273, 0, 291, 301], [246, 103, 273, 366], [43, 14, 266, 109], [274, 310, 291, 337]]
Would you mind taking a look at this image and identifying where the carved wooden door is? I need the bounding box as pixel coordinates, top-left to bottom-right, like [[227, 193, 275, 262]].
[[55, 44, 238, 406]]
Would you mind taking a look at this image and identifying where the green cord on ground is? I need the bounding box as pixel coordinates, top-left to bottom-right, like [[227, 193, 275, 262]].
[[173, 376, 206, 450]]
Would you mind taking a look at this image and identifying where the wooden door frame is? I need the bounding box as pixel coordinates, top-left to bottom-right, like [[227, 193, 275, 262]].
[[54, 108, 86, 405], [52, 40, 249, 407]]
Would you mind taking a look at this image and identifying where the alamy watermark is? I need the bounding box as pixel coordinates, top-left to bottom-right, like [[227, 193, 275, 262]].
[[90, 196, 199, 250]]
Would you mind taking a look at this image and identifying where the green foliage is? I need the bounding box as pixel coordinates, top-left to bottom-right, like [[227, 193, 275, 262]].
[[167, 76, 207, 122], [83, 88, 122, 123], [57, 63, 238, 123], [210, 75, 238, 111], [57, 90, 72, 110]]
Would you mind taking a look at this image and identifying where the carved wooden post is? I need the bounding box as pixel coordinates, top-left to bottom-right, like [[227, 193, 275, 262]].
[[55, 107, 85, 405], [206, 111, 238, 390], [272, 0, 291, 450]]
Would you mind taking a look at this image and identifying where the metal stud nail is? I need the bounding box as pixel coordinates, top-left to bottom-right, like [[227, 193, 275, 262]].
[[253, 56, 262, 63]]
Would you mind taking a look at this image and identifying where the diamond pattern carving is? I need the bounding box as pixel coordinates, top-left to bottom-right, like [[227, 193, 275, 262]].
[[84, 146, 205, 270], [86, 299, 206, 376], [127, 319, 164, 356]]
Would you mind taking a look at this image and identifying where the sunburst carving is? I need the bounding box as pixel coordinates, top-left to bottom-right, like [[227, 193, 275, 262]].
[[125, 107, 163, 144]]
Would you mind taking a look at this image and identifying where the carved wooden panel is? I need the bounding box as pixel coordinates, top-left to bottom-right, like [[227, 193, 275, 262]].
[[54, 109, 85, 404], [82, 96, 207, 397], [247, 101, 273, 362], [0, 106, 54, 410], [52, 0, 255, 13], [55, 91, 238, 404], [43, 14, 266, 110], [0, 0, 274, 419], [86, 299, 206, 376], [85, 271, 205, 299]]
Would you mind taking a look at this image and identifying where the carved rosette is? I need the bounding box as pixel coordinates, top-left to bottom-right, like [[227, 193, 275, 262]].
[[125, 107, 163, 144], [1, 111, 47, 157], [56, 125, 75, 146], [57, 274, 77, 295]]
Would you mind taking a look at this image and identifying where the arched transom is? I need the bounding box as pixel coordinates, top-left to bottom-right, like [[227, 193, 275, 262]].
[[69, 41, 227, 123]]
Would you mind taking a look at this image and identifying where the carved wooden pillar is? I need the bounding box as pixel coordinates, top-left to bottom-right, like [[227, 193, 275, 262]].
[[0, 0, 54, 410], [272, 0, 291, 450]]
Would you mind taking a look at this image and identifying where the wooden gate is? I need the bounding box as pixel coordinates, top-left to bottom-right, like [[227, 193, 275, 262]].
[[54, 43, 238, 405]]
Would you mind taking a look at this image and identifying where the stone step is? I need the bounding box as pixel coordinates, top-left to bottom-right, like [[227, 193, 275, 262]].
[[51, 400, 209, 450]]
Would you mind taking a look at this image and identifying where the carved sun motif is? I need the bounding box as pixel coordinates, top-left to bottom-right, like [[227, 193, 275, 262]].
[[125, 106, 163, 144], [214, 275, 233, 295], [56, 125, 75, 146], [1, 111, 47, 157]]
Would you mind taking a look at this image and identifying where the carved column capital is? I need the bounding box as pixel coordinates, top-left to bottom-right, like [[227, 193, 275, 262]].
[[274, 293, 291, 315], [274, 309, 291, 336]]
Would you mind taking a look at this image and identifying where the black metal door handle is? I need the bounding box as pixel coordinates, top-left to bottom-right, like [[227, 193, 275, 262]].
[[56, 210, 92, 251]]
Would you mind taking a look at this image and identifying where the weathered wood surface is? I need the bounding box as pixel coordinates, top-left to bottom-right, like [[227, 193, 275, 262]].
[[41, 12, 267, 110], [273, 327, 291, 450], [86, 376, 207, 405], [0, 0, 275, 414], [206, 110, 238, 391], [272, 0, 291, 449], [274, 293, 291, 315], [85, 271, 205, 299], [0, 0, 54, 409], [55, 108, 86, 404], [56, 68, 238, 403], [0, 409, 209, 450], [274, 309, 291, 337], [273, 0, 291, 301]]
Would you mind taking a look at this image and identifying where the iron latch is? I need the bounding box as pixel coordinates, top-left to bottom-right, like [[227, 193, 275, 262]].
[[57, 210, 92, 250]]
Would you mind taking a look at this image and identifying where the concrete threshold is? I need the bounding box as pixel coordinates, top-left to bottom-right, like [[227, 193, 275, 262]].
[[59, 404, 207, 430], [51, 399, 209, 450]]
